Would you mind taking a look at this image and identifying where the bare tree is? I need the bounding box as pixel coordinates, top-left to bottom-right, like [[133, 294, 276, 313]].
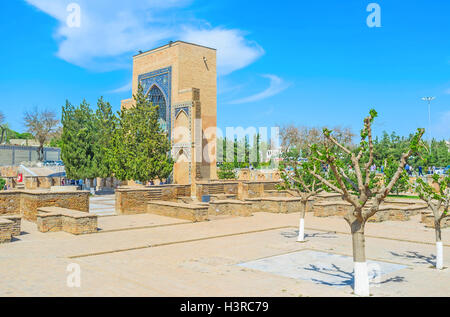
[[415, 174, 449, 269], [280, 124, 354, 157], [309, 109, 424, 296], [24, 108, 60, 161]]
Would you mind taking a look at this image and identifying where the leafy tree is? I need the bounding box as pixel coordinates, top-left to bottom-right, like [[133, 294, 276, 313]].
[[61, 100, 98, 180], [384, 157, 410, 195], [371, 132, 449, 170], [415, 174, 449, 270], [111, 85, 173, 183], [94, 97, 117, 179], [308, 109, 425, 296], [218, 162, 236, 179], [0, 178, 5, 190], [24, 108, 60, 161], [278, 155, 324, 241]]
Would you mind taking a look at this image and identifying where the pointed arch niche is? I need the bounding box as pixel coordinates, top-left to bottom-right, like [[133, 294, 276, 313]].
[[174, 109, 190, 144]]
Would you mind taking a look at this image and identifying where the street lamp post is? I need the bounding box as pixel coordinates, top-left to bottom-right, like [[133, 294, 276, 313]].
[[421, 96, 435, 144]]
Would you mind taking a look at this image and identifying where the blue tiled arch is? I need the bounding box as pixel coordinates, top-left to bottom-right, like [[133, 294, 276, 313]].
[[138, 66, 172, 139]]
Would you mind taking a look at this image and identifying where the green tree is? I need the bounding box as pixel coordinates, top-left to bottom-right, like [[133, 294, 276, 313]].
[[111, 85, 173, 183], [61, 100, 97, 180], [415, 174, 449, 270], [309, 109, 425, 296], [0, 178, 6, 190], [94, 97, 117, 179], [278, 154, 324, 241], [384, 157, 410, 195], [218, 162, 236, 179]]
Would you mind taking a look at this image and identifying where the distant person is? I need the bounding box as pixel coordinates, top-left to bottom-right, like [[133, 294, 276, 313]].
[[381, 165, 384, 174], [3, 184, 7, 191], [418, 166, 423, 176]]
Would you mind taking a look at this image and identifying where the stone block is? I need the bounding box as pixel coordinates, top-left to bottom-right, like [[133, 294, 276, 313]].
[[2, 215, 21, 236], [37, 207, 97, 235], [208, 200, 253, 217], [0, 218, 13, 243], [246, 197, 303, 214], [313, 201, 352, 217], [147, 201, 209, 222], [421, 211, 450, 229]]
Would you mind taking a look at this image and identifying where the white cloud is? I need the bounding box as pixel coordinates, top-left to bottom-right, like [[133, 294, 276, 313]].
[[25, 0, 264, 74], [181, 27, 264, 76], [228, 75, 290, 104], [107, 82, 132, 94]]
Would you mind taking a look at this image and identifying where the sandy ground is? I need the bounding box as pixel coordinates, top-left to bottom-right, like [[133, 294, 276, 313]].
[[0, 211, 449, 297]]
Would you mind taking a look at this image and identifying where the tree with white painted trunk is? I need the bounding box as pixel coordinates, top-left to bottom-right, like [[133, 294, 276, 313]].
[[415, 174, 449, 270], [309, 109, 425, 296], [279, 159, 323, 242]]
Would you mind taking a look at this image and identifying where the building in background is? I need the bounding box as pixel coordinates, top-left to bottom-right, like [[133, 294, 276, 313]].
[[0, 145, 61, 166], [121, 41, 218, 185]]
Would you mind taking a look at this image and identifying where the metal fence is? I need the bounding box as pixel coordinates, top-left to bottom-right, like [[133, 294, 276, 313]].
[[0, 145, 61, 166]]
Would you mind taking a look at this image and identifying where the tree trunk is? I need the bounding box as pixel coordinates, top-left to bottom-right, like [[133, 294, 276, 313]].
[[435, 219, 443, 270], [348, 217, 370, 296], [37, 147, 44, 162], [297, 200, 307, 242]]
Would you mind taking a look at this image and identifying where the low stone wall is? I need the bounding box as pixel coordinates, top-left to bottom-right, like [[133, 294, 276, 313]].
[[2, 215, 21, 236], [0, 166, 19, 178], [314, 192, 342, 204], [208, 200, 253, 217], [195, 182, 239, 201], [24, 177, 63, 190], [0, 214, 21, 243], [245, 197, 302, 214], [421, 212, 450, 229], [264, 190, 291, 198], [116, 185, 190, 215], [195, 181, 280, 201], [313, 201, 353, 217], [147, 201, 209, 222], [368, 204, 428, 223], [384, 198, 426, 208], [0, 190, 89, 222], [0, 218, 13, 243], [209, 194, 238, 202], [21, 191, 89, 222], [37, 207, 97, 235], [0, 191, 21, 215]]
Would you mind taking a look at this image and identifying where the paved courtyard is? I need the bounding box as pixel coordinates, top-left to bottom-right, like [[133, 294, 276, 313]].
[[0, 211, 449, 297]]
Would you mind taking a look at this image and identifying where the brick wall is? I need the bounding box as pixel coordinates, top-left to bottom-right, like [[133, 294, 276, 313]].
[[0, 190, 89, 221], [116, 185, 189, 215]]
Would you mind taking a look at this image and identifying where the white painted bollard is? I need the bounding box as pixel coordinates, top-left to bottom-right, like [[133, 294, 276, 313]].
[[354, 262, 370, 296], [297, 218, 305, 242], [436, 241, 443, 270]]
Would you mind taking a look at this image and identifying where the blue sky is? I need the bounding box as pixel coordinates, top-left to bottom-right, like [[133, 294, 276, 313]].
[[0, 0, 449, 140]]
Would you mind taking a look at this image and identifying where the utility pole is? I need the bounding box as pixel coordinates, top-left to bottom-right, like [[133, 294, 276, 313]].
[[421, 96, 435, 144]]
